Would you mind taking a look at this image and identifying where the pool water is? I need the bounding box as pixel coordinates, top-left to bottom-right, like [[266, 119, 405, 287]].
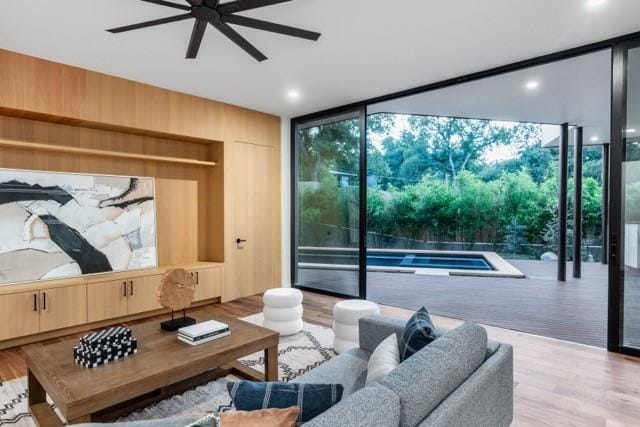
[[299, 250, 494, 271]]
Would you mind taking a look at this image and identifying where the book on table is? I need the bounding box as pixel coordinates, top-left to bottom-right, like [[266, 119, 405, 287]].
[[178, 320, 230, 345]]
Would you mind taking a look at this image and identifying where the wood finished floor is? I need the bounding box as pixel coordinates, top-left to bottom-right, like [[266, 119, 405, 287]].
[[2, 292, 640, 426]]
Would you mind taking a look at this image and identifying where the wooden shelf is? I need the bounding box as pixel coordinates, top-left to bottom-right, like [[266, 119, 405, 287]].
[[0, 138, 217, 167]]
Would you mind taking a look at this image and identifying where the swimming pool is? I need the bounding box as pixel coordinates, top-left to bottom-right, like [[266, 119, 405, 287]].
[[298, 248, 494, 271]]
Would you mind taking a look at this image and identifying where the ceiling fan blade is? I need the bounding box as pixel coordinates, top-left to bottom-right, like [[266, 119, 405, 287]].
[[223, 15, 320, 41], [107, 13, 193, 33], [140, 0, 191, 11], [211, 21, 267, 61], [185, 0, 203, 6], [186, 20, 208, 58], [218, 0, 292, 14]]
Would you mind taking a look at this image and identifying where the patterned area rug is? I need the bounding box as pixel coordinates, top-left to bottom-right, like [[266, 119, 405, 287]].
[[0, 313, 336, 426]]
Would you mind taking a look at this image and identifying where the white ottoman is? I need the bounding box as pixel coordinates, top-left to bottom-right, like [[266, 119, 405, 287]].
[[263, 288, 303, 336], [332, 300, 380, 354]]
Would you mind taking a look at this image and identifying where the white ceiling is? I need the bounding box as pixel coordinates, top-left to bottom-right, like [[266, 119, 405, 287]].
[[0, 0, 639, 118], [369, 49, 612, 145]]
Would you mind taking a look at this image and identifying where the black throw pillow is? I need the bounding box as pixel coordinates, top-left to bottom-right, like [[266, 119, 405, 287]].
[[399, 307, 439, 361]]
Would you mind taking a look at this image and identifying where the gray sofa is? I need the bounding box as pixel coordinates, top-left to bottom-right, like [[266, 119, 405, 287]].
[[81, 315, 513, 427], [295, 315, 513, 427]]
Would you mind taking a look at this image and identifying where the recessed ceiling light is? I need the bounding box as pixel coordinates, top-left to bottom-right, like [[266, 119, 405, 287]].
[[525, 80, 539, 90], [286, 89, 301, 101], [590, 136, 599, 142], [586, 0, 607, 9]]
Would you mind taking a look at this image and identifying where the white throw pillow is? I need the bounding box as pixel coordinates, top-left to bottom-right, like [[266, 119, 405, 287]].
[[365, 333, 400, 385]]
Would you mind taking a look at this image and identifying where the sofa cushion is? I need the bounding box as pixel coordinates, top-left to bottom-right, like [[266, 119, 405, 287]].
[[379, 322, 488, 427], [303, 383, 401, 427], [226, 382, 343, 423], [293, 347, 370, 397], [366, 333, 400, 385], [399, 307, 438, 361]]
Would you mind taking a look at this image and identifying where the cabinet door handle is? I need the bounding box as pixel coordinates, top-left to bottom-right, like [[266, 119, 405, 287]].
[[42, 292, 47, 311], [196, 272, 199, 284], [123, 281, 128, 297], [129, 280, 134, 296], [33, 294, 38, 312]]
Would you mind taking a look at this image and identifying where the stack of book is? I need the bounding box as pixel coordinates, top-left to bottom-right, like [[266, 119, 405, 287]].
[[178, 320, 230, 346], [73, 326, 138, 368]]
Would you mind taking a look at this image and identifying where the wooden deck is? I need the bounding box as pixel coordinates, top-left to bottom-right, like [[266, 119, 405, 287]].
[[298, 260, 640, 348]]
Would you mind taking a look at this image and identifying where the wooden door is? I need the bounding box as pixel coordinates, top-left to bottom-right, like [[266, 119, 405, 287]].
[[192, 267, 222, 301], [87, 280, 129, 323], [39, 285, 87, 332], [0, 291, 41, 340], [233, 142, 276, 298], [127, 275, 163, 315]]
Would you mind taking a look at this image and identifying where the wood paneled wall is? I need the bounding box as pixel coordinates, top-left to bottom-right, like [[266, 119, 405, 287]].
[[0, 49, 280, 146], [0, 49, 282, 299]]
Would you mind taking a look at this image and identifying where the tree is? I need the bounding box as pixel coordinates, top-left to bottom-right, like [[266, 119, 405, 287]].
[[299, 120, 359, 182], [497, 170, 553, 243], [369, 115, 540, 186], [406, 115, 540, 180], [503, 219, 528, 257], [481, 143, 555, 184]]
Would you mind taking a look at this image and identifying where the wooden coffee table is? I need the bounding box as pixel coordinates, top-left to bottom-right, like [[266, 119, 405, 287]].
[[24, 307, 279, 426]]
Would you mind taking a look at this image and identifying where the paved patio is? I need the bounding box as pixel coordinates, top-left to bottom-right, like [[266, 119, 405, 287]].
[[298, 260, 640, 348]]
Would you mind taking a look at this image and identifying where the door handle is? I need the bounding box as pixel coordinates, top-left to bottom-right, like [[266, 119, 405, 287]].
[[34, 294, 38, 312], [236, 238, 247, 244], [610, 234, 618, 265], [129, 280, 134, 296], [123, 281, 128, 297], [42, 292, 47, 311]]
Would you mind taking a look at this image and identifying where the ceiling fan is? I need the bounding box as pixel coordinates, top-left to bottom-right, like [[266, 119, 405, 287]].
[[107, 0, 321, 62]]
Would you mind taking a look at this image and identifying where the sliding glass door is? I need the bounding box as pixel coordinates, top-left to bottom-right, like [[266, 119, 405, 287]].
[[292, 109, 366, 297], [610, 41, 640, 355]]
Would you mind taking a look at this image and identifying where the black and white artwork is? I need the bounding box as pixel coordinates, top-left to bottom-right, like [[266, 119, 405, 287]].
[[0, 169, 157, 285]]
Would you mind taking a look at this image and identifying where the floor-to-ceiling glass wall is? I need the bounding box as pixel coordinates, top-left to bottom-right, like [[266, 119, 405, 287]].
[[292, 49, 613, 347], [620, 45, 640, 350], [293, 111, 363, 297]]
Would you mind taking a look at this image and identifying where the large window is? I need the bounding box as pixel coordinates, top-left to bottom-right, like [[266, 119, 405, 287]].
[[294, 112, 362, 297]]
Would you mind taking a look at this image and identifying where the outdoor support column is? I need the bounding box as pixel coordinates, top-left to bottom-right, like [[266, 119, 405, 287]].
[[602, 143, 610, 265], [573, 127, 583, 278], [558, 123, 569, 282]]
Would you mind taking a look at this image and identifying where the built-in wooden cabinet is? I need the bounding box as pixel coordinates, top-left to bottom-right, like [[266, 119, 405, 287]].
[[89, 275, 164, 323], [0, 291, 41, 341], [0, 285, 87, 340], [87, 280, 129, 323], [0, 263, 223, 347], [39, 285, 87, 332], [126, 275, 163, 316], [190, 267, 222, 302]]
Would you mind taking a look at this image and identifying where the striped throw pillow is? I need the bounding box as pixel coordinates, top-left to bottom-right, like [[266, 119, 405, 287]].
[[226, 382, 344, 423], [399, 307, 438, 361]]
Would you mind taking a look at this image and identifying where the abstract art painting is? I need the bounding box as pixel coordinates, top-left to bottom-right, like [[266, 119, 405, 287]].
[[0, 169, 158, 285]]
